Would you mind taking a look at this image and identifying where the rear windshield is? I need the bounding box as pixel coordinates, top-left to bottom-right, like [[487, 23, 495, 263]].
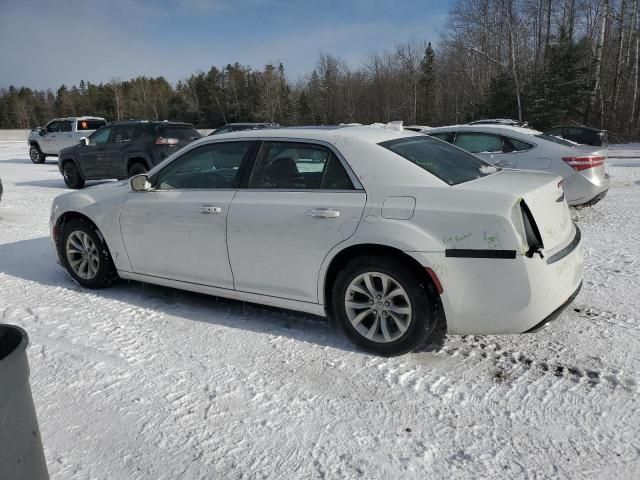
[[534, 133, 574, 146], [379, 136, 497, 186], [157, 126, 201, 140], [77, 119, 106, 130]]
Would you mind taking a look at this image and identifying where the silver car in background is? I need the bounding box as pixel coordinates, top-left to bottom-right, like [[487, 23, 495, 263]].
[[424, 125, 609, 206]]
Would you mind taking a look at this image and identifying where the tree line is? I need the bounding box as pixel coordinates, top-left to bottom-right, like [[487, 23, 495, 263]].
[[1, 0, 638, 140]]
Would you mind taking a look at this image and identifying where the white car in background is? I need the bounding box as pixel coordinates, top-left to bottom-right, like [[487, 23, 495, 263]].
[[424, 125, 610, 206], [49, 126, 583, 356], [28, 116, 107, 164]]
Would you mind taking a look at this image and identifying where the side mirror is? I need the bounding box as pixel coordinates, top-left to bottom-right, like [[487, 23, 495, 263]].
[[39, 128, 46, 136], [130, 174, 151, 192], [79, 137, 89, 146]]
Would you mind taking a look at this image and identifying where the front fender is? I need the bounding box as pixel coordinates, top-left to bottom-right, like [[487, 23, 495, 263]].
[[57, 153, 83, 176], [52, 186, 131, 271]]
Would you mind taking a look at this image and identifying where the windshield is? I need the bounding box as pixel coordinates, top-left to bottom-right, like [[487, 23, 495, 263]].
[[379, 136, 497, 185], [534, 133, 574, 146], [157, 126, 201, 140]]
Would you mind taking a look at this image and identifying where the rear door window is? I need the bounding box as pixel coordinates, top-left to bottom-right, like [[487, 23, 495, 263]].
[[379, 135, 496, 186], [59, 120, 73, 133], [77, 119, 107, 130], [454, 132, 505, 153], [248, 142, 354, 190], [112, 125, 134, 143], [89, 126, 112, 146], [506, 137, 534, 151]]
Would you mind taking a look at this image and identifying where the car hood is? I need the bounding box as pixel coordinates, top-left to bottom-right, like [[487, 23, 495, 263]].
[[84, 180, 129, 190]]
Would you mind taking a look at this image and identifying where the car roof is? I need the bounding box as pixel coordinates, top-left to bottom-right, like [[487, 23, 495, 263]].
[[53, 116, 106, 121], [428, 124, 542, 137], [205, 124, 422, 144], [227, 122, 278, 126], [109, 120, 193, 126], [468, 118, 523, 125]]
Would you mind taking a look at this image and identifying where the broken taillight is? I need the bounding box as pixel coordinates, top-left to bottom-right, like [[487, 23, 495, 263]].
[[521, 200, 544, 259]]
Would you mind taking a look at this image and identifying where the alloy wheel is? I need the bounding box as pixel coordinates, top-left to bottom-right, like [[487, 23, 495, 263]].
[[30, 147, 39, 162], [65, 231, 100, 280], [344, 271, 412, 343]]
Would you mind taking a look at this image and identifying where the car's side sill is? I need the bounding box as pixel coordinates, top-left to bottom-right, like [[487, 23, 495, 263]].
[[118, 271, 327, 317], [445, 249, 517, 259]]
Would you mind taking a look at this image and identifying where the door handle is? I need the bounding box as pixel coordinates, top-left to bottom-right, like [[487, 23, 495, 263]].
[[200, 205, 222, 214], [306, 208, 340, 218]]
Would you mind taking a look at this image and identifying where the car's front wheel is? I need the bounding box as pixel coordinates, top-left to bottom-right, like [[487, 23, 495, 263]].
[[62, 162, 85, 189], [29, 145, 45, 164], [59, 219, 117, 289], [332, 256, 439, 356]]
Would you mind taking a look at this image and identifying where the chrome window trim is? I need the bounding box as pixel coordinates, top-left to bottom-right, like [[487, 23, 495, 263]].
[[150, 136, 365, 191]]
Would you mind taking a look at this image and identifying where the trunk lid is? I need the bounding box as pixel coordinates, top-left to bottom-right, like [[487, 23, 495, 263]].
[[460, 170, 572, 251]]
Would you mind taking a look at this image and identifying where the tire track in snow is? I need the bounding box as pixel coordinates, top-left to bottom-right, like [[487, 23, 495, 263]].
[[438, 335, 638, 392]]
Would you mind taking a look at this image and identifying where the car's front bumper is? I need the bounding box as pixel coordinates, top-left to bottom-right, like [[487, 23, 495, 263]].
[[410, 224, 584, 335]]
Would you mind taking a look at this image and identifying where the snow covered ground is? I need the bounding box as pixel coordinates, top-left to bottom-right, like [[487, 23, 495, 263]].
[[1, 141, 639, 479]]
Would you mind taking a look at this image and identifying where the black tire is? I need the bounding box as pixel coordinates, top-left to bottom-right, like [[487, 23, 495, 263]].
[[29, 144, 46, 164], [332, 256, 439, 356], [59, 219, 117, 289], [62, 161, 85, 189], [128, 161, 148, 178]]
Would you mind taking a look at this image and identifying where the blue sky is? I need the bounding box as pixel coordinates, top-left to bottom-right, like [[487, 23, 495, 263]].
[[0, 0, 450, 90]]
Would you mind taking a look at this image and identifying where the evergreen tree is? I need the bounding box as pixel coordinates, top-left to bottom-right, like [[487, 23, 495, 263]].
[[419, 42, 437, 125], [528, 28, 590, 129], [295, 90, 313, 124]]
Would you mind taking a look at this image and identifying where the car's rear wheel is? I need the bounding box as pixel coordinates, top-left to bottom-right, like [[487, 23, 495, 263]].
[[332, 256, 439, 356], [59, 219, 117, 289], [128, 161, 148, 177], [30, 145, 45, 164], [62, 162, 85, 189]]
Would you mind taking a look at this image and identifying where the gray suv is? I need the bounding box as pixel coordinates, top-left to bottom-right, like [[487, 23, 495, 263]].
[[57, 120, 201, 188]]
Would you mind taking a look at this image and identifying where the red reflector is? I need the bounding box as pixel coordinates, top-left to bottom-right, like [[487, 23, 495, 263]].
[[156, 137, 179, 145], [562, 156, 605, 171], [426, 267, 444, 295]]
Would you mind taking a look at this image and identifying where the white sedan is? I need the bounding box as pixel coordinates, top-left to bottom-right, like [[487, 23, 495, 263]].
[[425, 124, 610, 206], [50, 126, 583, 356]]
